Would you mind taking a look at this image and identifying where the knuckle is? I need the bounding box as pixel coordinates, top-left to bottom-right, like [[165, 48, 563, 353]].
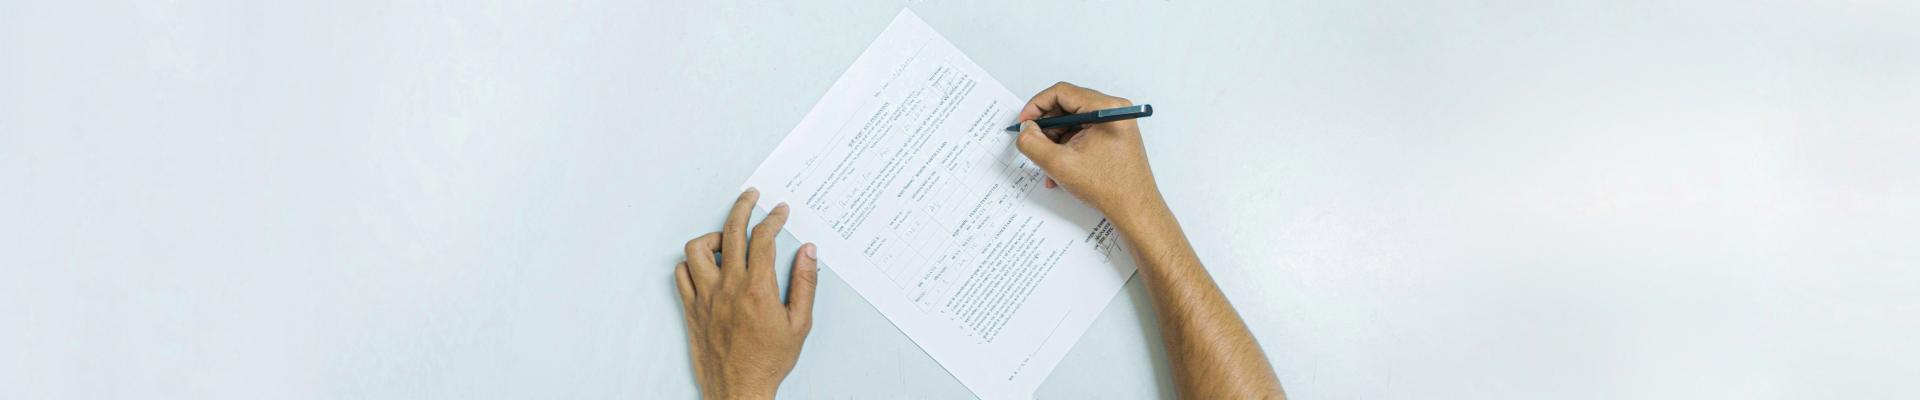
[[747, 284, 775, 298]]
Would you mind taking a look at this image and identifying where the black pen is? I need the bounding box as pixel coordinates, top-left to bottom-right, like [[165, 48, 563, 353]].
[[1004, 104, 1154, 132]]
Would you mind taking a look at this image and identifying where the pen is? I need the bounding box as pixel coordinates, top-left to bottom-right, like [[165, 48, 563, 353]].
[[1004, 104, 1154, 132]]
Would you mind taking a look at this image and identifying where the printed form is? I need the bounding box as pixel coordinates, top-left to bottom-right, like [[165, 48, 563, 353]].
[[741, 10, 1137, 399]]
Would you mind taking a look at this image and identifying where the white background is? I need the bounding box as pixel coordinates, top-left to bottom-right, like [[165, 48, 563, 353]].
[[3, 1, 1915, 399]]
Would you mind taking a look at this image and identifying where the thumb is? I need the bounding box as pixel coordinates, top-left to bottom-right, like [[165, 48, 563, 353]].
[[1014, 121, 1068, 168], [786, 243, 819, 331]]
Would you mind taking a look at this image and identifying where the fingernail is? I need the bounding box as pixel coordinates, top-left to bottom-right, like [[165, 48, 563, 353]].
[[801, 243, 817, 262], [775, 202, 789, 212], [744, 186, 758, 194], [1020, 120, 1037, 130]]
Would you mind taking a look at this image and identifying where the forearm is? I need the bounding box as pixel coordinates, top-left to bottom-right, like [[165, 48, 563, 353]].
[[1112, 198, 1284, 399]]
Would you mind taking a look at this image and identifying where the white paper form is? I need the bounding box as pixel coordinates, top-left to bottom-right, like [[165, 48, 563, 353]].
[[741, 10, 1137, 399]]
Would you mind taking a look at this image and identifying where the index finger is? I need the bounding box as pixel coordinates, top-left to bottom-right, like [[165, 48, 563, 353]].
[[1018, 82, 1124, 122], [748, 202, 790, 291]]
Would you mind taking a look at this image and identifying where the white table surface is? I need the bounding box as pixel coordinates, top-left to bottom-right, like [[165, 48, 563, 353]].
[[4, 1, 1916, 398]]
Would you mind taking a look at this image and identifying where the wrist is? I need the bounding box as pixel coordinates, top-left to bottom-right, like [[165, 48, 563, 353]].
[[1105, 193, 1172, 237], [703, 388, 775, 400], [701, 379, 778, 400], [1107, 195, 1199, 279]]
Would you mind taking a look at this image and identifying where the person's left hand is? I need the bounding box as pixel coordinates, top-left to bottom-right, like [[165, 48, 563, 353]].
[[676, 188, 819, 399]]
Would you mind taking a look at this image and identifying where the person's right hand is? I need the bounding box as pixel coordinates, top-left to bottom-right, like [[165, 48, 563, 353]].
[[1014, 82, 1164, 219]]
